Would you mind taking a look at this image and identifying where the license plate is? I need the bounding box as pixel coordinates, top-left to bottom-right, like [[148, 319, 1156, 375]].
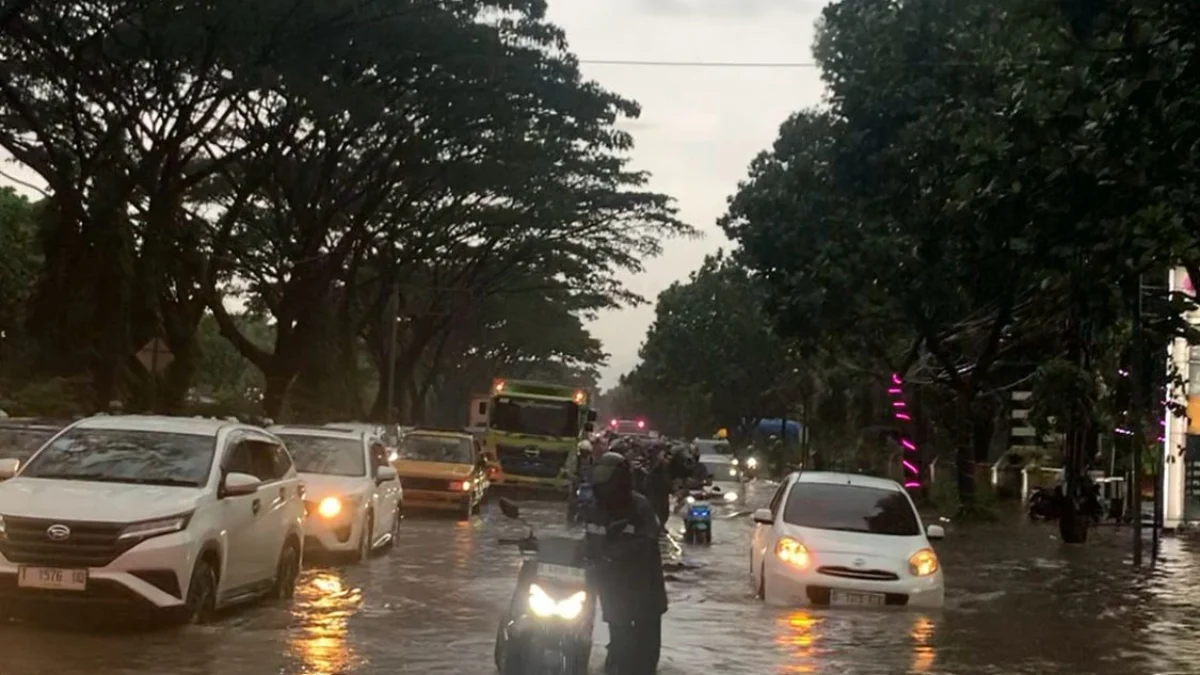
[[538, 563, 586, 582], [830, 590, 884, 607], [18, 566, 87, 591], [694, 523, 708, 530]]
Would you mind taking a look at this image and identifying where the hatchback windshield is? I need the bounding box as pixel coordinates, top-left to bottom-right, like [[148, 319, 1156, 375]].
[[278, 435, 366, 477], [399, 435, 473, 464], [490, 397, 578, 438], [20, 429, 216, 487], [782, 482, 920, 536]]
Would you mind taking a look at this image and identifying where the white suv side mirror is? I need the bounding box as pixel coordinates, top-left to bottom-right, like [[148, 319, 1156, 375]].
[[0, 458, 19, 479], [752, 508, 774, 525], [926, 524, 945, 540], [222, 472, 260, 497], [376, 466, 398, 483]]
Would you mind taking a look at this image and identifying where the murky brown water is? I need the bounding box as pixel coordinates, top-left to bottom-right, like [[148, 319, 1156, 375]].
[[0, 482, 1197, 675]]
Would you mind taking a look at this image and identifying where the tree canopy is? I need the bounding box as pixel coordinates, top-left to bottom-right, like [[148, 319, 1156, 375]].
[[0, 0, 693, 422]]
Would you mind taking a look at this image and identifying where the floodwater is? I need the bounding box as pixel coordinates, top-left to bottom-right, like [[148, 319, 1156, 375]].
[[1, 482, 1199, 675]]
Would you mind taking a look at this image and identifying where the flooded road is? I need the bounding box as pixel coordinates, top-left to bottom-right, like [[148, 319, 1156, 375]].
[[1, 482, 1200, 675]]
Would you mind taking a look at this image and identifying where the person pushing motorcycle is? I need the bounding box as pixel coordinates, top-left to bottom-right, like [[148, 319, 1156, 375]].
[[585, 451, 668, 675]]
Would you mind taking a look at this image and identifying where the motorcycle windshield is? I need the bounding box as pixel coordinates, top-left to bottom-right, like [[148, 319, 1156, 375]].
[[536, 535, 586, 568]]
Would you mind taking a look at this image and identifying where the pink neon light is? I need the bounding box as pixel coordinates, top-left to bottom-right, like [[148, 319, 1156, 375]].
[[891, 373, 921, 487]]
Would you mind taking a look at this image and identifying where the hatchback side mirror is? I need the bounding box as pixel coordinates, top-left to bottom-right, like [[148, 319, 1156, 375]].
[[926, 524, 945, 540], [0, 458, 19, 480], [752, 508, 773, 525]]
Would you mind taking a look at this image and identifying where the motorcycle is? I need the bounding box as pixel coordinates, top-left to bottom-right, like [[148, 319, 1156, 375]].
[[566, 476, 593, 526], [1028, 479, 1105, 523], [494, 498, 595, 675], [681, 494, 713, 545]]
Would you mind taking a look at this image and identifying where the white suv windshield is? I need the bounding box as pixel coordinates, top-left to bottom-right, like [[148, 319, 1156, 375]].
[[279, 435, 365, 477], [20, 429, 216, 487], [782, 482, 920, 536]]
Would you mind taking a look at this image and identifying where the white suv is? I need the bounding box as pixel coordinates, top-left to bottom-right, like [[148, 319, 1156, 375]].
[[269, 425, 403, 561], [0, 415, 305, 623]]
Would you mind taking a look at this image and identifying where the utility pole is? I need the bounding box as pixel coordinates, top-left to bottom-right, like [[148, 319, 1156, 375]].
[[384, 279, 399, 426], [1131, 273, 1144, 566]]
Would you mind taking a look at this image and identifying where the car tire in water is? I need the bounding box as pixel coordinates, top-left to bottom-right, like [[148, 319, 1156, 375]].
[[385, 503, 403, 549], [271, 540, 301, 600], [356, 512, 374, 562], [184, 558, 218, 624]]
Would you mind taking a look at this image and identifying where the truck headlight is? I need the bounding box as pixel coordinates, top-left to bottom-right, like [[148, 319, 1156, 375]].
[[528, 583, 587, 619]]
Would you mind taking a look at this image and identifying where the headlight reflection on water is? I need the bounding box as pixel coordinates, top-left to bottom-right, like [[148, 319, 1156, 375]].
[[290, 570, 365, 675], [774, 610, 821, 674], [909, 614, 936, 672], [772, 610, 937, 674]]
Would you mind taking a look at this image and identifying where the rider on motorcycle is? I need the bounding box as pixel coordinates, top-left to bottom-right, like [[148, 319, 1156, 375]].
[[585, 452, 668, 675]]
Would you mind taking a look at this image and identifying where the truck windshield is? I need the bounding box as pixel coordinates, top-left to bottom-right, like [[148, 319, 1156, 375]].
[[490, 397, 578, 438]]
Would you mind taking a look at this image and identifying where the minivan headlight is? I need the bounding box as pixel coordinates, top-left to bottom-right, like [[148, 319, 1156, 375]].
[[118, 513, 193, 541]]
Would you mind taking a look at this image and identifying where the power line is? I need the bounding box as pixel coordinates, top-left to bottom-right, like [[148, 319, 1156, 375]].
[[577, 58, 1053, 69], [579, 59, 819, 68]]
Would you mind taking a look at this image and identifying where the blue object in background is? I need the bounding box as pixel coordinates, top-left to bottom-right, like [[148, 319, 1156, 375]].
[[755, 417, 804, 441]]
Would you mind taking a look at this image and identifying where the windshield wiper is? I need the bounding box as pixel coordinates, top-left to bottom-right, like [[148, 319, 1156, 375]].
[[29, 474, 197, 487]]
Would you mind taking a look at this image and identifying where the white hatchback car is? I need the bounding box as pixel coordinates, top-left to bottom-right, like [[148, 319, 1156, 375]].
[[271, 426, 403, 561], [751, 471, 945, 608], [0, 415, 305, 623]]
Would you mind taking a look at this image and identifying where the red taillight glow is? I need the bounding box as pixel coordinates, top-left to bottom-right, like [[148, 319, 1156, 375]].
[[453, 480, 473, 492], [636, 420, 645, 429], [610, 419, 618, 427]]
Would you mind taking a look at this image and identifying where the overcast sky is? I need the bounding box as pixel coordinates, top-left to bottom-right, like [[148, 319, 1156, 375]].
[[0, 0, 829, 390], [549, 0, 827, 388]]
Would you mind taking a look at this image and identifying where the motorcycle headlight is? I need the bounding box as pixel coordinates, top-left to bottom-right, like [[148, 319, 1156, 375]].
[[685, 495, 695, 504], [118, 512, 193, 541], [723, 490, 738, 502], [746, 457, 758, 469], [528, 583, 587, 619]]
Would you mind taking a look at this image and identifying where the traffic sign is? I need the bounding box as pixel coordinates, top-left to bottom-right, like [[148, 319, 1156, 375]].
[[136, 338, 173, 374]]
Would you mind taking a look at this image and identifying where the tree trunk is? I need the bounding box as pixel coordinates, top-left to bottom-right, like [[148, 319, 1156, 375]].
[[262, 369, 297, 421], [954, 394, 976, 510]]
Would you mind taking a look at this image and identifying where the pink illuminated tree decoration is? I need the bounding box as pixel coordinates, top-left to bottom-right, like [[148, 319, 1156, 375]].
[[890, 372, 921, 489]]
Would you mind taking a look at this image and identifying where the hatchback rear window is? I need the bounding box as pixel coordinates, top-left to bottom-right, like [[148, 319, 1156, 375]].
[[782, 482, 920, 536]]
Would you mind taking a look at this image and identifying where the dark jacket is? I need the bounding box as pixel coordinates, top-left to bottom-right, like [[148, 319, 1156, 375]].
[[584, 492, 668, 623]]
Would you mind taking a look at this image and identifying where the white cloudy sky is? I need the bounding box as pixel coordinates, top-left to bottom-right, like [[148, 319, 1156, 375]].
[[548, 0, 828, 387], [0, 0, 830, 389]]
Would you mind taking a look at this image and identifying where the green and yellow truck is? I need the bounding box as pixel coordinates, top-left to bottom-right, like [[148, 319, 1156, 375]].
[[481, 378, 595, 493]]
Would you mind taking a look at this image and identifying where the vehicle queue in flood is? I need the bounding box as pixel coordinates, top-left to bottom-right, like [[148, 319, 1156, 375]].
[[0, 390, 948, 656]]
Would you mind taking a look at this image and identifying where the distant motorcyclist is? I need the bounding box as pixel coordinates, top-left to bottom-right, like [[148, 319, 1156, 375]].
[[586, 452, 667, 675]]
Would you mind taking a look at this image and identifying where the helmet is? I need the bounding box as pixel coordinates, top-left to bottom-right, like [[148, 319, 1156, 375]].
[[591, 451, 633, 509], [577, 440, 593, 454]]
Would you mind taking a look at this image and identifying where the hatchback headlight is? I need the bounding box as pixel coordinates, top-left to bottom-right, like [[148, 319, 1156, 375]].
[[775, 537, 811, 569], [908, 548, 939, 576], [528, 583, 587, 619], [118, 513, 192, 541]]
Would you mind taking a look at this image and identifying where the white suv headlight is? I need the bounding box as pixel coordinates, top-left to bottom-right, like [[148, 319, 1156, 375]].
[[118, 513, 193, 541]]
